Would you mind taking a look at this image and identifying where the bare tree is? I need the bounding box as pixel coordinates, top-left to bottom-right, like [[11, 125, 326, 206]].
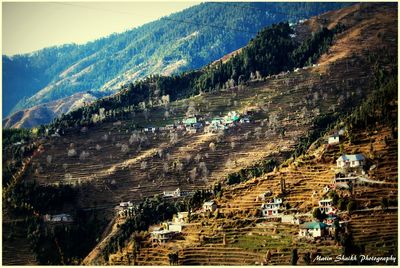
[[121, 144, 129, 153], [189, 167, 197, 181], [175, 160, 183, 172], [230, 141, 236, 149], [209, 142, 216, 152], [186, 101, 197, 117], [161, 95, 170, 106], [140, 161, 147, 170], [169, 133, 178, 144], [79, 151, 90, 160], [255, 127, 262, 140], [163, 162, 169, 173], [164, 110, 170, 120], [269, 112, 279, 129], [195, 154, 201, 163], [129, 133, 138, 144], [255, 70, 262, 80], [157, 148, 164, 158], [67, 149, 77, 157], [199, 162, 208, 178], [143, 108, 150, 121], [184, 154, 192, 164]]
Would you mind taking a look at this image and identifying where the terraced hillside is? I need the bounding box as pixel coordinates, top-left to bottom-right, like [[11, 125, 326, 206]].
[[2, 2, 397, 265], [105, 3, 397, 265]]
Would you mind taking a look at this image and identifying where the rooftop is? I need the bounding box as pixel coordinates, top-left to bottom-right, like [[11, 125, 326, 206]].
[[203, 200, 215, 206], [337, 154, 365, 161], [300, 221, 328, 229]]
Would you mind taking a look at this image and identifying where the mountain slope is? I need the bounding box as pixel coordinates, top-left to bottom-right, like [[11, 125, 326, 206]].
[[2, 92, 97, 129], [3, 2, 351, 122], [101, 3, 397, 265], [3, 2, 397, 265]]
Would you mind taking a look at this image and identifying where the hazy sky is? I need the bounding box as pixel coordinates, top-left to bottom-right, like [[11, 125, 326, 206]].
[[2, 1, 200, 56]]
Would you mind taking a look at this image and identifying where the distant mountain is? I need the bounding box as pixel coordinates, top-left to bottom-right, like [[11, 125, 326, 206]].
[[2, 92, 97, 129], [3, 2, 352, 126]]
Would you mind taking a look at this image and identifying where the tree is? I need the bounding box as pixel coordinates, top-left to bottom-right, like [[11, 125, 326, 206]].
[[312, 207, 324, 221], [291, 248, 299, 265], [303, 252, 311, 265], [381, 197, 389, 210], [347, 200, 357, 213], [329, 191, 339, 206]]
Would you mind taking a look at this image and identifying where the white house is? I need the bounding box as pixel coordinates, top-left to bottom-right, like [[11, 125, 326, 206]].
[[150, 230, 176, 243], [163, 221, 187, 232], [332, 176, 358, 189], [299, 221, 328, 238], [119, 201, 133, 207], [163, 188, 181, 198], [174, 212, 189, 224], [328, 135, 340, 145], [260, 198, 283, 217], [318, 199, 335, 214], [203, 200, 217, 212], [336, 154, 365, 168]]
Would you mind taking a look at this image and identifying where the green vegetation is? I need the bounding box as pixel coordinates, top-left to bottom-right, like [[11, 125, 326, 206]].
[[2, 128, 39, 187], [46, 20, 346, 134], [4, 3, 351, 117], [291, 248, 299, 265], [293, 113, 339, 158], [5, 181, 76, 215], [226, 158, 278, 185], [26, 211, 106, 265], [2, 128, 35, 147], [346, 75, 397, 131], [4, 179, 106, 265]]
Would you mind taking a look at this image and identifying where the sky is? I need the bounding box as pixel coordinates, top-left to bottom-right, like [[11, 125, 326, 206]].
[[2, 1, 199, 56]]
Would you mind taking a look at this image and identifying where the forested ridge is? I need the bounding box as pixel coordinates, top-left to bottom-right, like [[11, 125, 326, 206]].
[[48, 21, 345, 133], [3, 2, 351, 118]]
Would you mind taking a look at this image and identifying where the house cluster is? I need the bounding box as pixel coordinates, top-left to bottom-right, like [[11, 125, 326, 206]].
[[298, 198, 339, 239], [150, 211, 190, 243], [115, 201, 135, 218], [43, 213, 73, 223], [141, 111, 251, 135], [297, 138, 369, 239]]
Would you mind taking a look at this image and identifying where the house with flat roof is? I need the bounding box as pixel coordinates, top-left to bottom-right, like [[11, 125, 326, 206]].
[[174, 212, 189, 224], [163, 188, 181, 198], [150, 230, 177, 243], [260, 198, 283, 217], [203, 200, 217, 212], [328, 135, 340, 145], [318, 199, 335, 214]]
